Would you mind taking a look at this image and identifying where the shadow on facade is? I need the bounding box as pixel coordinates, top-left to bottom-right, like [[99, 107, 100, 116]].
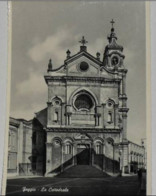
[[47, 148, 120, 177], [130, 161, 139, 173], [18, 118, 120, 177]]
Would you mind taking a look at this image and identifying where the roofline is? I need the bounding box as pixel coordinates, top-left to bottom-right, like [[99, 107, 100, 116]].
[[9, 116, 33, 124], [128, 140, 145, 148], [46, 50, 103, 73], [35, 107, 47, 115], [48, 64, 65, 72], [64, 50, 102, 65]]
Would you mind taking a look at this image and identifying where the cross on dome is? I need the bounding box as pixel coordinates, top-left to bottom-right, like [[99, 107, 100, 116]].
[[110, 19, 115, 28], [79, 36, 88, 46]]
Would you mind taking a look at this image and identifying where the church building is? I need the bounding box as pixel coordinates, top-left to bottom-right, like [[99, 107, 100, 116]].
[[7, 22, 145, 177]]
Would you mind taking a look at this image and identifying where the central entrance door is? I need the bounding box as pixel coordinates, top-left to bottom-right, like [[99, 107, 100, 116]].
[[77, 144, 90, 165]]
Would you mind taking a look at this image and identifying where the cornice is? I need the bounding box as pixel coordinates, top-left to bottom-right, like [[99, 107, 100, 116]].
[[107, 51, 125, 59], [118, 107, 129, 113], [45, 127, 121, 133], [44, 75, 121, 84], [119, 94, 127, 100], [9, 121, 20, 128]]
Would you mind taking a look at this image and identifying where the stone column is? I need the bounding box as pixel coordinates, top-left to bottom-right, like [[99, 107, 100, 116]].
[[47, 102, 52, 127], [122, 112, 128, 140], [121, 142, 129, 174], [136, 154, 138, 164], [101, 104, 105, 127], [122, 73, 126, 95], [95, 105, 101, 127], [130, 153, 132, 173], [133, 154, 135, 162], [94, 114, 98, 126], [72, 144, 75, 165], [128, 151, 131, 173], [66, 105, 72, 125], [45, 143, 52, 176], [103, 144, 106, 172], [120, 149, 123, 171], [66, 113, 72, 125], [114, 104, 119, 128], [69, 114, 72, 125], [61, 102, 65, 125], [17, 122, 24, 175], [138, 155, 141, 169], [120, 79, 123, 95], [120, 71, 129, 141], [140, 155, 143, 168], [95, 114, 101, 126], [61, 144, 64, 172], [67, 115, 70, 125], [119, 99, 128, 141], [91, 143, 94, 166], [73, 143, 77, 165]]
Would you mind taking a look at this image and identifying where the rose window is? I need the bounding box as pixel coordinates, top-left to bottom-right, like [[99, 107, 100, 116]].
[[74, 94, 93, 111]]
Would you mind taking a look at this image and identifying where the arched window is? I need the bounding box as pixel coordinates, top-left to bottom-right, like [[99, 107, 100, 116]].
[[107, 112, 113, 123], [65, 143, 72, 154], [106, 99, 115, 124], [95, 142, 102, 154], [52, 96, 62, 106], [54, 111, 59, 122], [107, 138, 114, 145], [107, 99, 115, 108], [53, 139, 61, 148]]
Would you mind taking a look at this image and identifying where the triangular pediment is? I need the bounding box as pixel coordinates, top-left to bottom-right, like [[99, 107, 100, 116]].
[[65, 51, 102, 66], [64, 51, 103, 77]]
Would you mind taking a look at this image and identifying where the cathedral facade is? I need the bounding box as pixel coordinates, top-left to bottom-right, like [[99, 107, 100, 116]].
[[7, 24, 145, 177]]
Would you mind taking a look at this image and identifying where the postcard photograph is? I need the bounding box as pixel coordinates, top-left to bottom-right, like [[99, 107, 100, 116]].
[[2, 1, 150, 195]]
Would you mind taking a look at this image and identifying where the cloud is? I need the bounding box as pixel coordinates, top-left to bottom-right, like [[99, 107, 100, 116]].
[[27, 27, 109, 66], [27, 27, 80, 66], [16, 71, 46, 96]]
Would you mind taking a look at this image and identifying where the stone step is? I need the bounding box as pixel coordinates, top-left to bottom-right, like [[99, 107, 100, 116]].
[[56, 165, 110, 178]]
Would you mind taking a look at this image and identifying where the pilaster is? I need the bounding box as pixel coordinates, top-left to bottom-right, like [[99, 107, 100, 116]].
[[120, 140, 129, 174]]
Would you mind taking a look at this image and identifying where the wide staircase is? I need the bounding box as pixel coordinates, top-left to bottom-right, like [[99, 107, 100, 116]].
[[56, 165, 110, 178]]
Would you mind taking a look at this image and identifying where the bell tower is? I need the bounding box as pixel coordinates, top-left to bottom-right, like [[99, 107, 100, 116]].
[[103, 19, 125, 71], [103, 20, 129, 142], [103, 20, 129, 173]]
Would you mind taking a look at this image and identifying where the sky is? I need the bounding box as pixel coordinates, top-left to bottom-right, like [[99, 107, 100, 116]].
[[10, 1, 146, 145]]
